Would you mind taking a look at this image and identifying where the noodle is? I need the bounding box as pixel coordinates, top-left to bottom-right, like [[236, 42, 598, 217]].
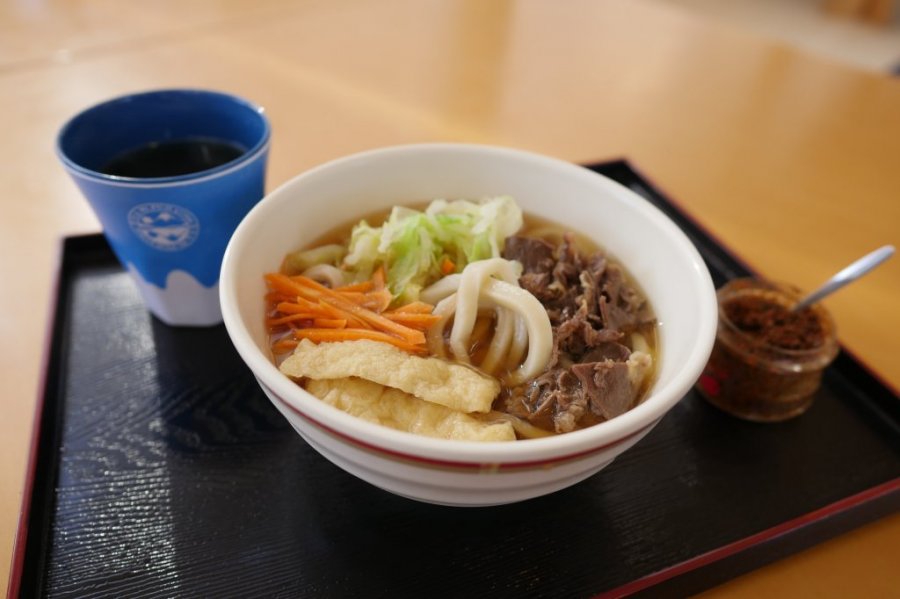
[[301, 264, 346, 288], [423, 258, 553, 384]]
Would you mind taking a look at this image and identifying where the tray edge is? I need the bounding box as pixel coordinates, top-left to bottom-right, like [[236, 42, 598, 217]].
[[6, 233, 107, 599]]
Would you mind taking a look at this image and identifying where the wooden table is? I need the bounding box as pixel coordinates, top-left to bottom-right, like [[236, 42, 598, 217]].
[[2, 0, 898, 595]]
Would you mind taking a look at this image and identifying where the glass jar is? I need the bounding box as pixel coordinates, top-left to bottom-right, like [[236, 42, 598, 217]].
[[696, 278, 839, 422]]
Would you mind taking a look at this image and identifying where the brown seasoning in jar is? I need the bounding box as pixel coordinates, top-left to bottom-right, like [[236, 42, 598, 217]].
[[697, 278, 839, 422], [723, 296, 825, 351]]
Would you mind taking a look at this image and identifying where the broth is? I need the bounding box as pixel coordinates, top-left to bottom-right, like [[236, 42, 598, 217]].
[[270, 204, 658, 437]]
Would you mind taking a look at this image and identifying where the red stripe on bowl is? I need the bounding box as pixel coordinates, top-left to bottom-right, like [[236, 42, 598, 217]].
[[266, 386, 652, 472]]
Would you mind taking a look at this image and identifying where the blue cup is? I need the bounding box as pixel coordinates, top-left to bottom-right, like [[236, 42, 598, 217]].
[[57, 89, 270, 326]]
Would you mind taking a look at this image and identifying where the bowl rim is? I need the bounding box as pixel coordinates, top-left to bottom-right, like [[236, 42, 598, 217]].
[[220, 142, 718, 463]]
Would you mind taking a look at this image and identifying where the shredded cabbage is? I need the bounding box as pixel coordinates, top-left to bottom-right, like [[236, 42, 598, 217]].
[[344, 196, 523, 303]]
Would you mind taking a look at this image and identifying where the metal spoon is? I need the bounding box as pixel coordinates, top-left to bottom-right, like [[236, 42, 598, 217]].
[[793, 245, 895, 311]]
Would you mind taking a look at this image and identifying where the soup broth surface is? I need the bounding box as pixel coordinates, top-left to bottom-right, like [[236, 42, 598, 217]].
[[272, 203, 658, 436]]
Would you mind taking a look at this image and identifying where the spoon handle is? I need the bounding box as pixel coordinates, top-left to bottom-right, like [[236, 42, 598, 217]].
[[794, 245, 895, 311]]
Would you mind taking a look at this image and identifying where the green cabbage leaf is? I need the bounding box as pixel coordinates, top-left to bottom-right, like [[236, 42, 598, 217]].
[[344, 196, 522, 303]]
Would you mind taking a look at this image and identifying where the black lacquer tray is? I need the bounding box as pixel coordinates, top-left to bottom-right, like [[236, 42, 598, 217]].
[[11, 161, 900, 598]]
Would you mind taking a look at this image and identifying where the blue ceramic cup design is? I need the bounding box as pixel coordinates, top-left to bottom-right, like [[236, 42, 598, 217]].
[[57, 89, 270, 326]]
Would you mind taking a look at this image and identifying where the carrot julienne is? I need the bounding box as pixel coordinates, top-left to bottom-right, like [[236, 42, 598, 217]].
[[440, 256, 456, 275], [334, 281, 374, 293], [275, 298, 319, 313], [292, 328, 425, 353], [276, 299, 369, 328], [381, 313, 441, 327], [388, 301, 434, 314], [272, 342, 299, 354], [267, 313, 317, 326], [264, 270, 436, 355], [360, 288, 393, 312], [279, 274, 425, 344], [313, 318, 348, 329], [372, 266, 386, 291]]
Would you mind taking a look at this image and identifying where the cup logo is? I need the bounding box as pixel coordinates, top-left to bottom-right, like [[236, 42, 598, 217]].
[[128, 203, 200, 251]]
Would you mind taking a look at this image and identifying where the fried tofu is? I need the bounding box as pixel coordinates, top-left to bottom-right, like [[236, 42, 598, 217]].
[[279, 339, 499, 413], [304, 377, 515, 442]]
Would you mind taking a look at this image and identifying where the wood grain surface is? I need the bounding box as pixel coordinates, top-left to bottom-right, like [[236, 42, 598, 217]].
[[2, 0, 899, 595]]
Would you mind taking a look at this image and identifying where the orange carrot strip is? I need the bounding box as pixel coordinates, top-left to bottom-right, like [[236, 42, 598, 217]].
[[317, 300, 370, 328], [275, 301, 333, 320], [274, 273, 375, 310], [277, 298, 365, 328], [372, 266, 386, 291], [312, 300, 345, 319], [360, 289, 393, 312], [271, 302, 368, 331], [334, 281, 374, 293], [268, 272, 426, 343], [266, 291, 295, 304], [267, 313, 318, 326], [283, 275, 425, 345], [382, 313, 441, 328], [313, 287, 391, 313], [387, 301, 434, 314], [265, 273, 308, 298], [313, 318, 348, 328], [292, 328, 425, 353], [440, 257, 455, 275], [276, 298, 319, 313], [271, 339, 299, 353], [334, 291, 365, 302], [310, 288, 392, 312]]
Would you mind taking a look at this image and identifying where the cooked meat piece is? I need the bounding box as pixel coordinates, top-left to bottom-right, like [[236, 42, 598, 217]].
[[581, 342, 633, 363], [552, 259, 581, 291], [503, 236, 555, 274], [507, 349, 649, 433], [552, 385, 588, 434], [519, 271, 558, 305], [587, 252, 608, 282], [556, 233, 583, 275], [576, 270, 599, 320], [550, 233, 583, 290], [503, 371, 556, 429], [554, 308, 623, 363], [598, 263, 651, 333], [510, 368, 588, 434], [571, 360, 635, 420], [548, 290, 580, 326], [599, 295, 632, 332], [500, 230, 656, 433]]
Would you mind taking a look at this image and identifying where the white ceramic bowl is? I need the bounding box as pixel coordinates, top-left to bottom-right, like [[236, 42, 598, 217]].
[[220, 143, 717, 506]]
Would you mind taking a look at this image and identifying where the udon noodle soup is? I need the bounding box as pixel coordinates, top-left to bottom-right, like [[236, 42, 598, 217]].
[[265, 197, 657, 441]]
